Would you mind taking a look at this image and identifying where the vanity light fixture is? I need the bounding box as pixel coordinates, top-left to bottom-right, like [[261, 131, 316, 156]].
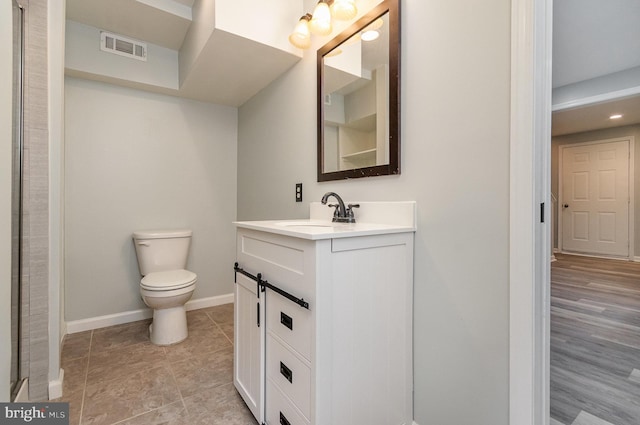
[[288, 0, 359, 49], [289, 13, 313, 49], [310, 1, 333, 35], [609, 114, 623, 120], [331, 0, 358, 20]]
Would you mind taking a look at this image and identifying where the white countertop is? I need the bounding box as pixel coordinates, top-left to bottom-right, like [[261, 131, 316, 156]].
[[234, 219, 415, 240], [234, 201, 417, 240]]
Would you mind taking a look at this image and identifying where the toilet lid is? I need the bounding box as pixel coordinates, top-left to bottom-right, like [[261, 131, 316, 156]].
[[141, 269, 197, 291]]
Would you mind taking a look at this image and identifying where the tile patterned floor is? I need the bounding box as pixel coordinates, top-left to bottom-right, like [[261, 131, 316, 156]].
[[54, 304, 258, 425]]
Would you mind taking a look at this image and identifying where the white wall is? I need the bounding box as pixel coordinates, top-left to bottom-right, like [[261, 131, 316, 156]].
[[238, 0, 511, 424], [65, 20, 180, 92], [64, 77, 237, 321], [0, 0, 14, 403]]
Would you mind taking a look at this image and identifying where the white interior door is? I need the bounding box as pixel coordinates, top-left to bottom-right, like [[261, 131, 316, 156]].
[[561, 139, 630, 257]]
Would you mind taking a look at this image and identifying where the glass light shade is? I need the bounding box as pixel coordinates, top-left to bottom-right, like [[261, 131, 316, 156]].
[[330, 0, 357, 21], [289, 16, 311, 49], [310, 1, 332, 36]]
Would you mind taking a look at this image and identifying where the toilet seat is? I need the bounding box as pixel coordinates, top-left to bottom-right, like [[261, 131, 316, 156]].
[[141, 269, 197, 291]]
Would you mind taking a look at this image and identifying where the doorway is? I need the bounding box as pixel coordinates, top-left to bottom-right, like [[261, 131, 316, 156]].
[[558, 138, 634, 259], [509, 0, 640, 422]]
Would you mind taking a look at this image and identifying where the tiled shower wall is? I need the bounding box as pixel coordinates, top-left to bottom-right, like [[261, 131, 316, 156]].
[[20, 0, 50, 401]]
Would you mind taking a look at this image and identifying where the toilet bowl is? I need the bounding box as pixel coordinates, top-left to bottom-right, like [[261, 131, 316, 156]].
[[140, 269, 197, 345], [133, 230, 198, 346]]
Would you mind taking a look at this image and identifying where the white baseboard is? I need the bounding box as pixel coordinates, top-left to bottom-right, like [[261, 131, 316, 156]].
[[48, 368, 64, 400], [559, 250, 635, 262], [66, 293, 234, 334], [186, 293, 234, 311], [634, 256, 640, 262], [66, 307, 153, 334]]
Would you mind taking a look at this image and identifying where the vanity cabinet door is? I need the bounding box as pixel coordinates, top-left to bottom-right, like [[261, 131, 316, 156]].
[[234, 273, 264, 423]]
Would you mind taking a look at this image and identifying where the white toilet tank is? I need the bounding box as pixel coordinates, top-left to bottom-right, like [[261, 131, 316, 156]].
[[133, 229, 192, 275]]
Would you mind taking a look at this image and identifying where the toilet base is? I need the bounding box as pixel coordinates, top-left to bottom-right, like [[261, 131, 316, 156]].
[[149, 305, 188, 346], [140, 283, 195, 346]]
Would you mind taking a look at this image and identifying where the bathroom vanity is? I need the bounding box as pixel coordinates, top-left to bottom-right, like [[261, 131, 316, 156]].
[[233, 202, 416, 425]]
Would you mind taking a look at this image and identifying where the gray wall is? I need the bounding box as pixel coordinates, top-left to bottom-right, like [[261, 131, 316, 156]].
[[552, 124, 640, 254], [238, 0, 511, 424], [64, 77, 238, 321], [1, 0, 13, 403]]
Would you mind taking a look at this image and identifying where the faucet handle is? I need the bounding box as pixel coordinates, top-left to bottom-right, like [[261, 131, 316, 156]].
[[327, 203, 340, 217], [346, 204, 360, 218]]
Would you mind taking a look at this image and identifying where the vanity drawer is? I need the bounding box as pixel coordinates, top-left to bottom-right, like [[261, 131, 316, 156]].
[[266, 335, 311, 419], [266, 380, 310, 425], [266, 293, 312, 360]]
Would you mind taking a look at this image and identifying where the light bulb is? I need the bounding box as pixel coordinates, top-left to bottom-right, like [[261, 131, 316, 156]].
[[331, 0, 357, 21], [289, 15, 311, 49], [310, 1, 332, 36]]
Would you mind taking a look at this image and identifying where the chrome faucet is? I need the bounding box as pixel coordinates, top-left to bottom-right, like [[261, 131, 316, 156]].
[[321, 192, 359, 223]]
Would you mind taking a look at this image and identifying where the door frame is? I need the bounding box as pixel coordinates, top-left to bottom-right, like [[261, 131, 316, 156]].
[[509, 0, 552, 424], [557, 137, 635, 260]]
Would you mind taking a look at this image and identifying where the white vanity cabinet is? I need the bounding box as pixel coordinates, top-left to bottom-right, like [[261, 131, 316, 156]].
[[234, 202, 415, 425]]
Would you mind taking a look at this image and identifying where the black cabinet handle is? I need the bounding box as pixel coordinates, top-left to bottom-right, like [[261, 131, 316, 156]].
[[280, 361, 293, 383], [280, 412, 291, 425], [280, 312, 293, 330]]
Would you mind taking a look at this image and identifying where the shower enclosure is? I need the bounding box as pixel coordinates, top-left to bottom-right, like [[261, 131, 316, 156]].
[[10, 0, 25, 401]]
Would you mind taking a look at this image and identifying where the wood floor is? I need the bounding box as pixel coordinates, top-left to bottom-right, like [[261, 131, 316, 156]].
[[551, 253, 640, 425]]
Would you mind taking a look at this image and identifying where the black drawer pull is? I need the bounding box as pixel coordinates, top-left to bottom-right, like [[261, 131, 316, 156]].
[[280, 361, 293, 383], [280, 412, 291, 425], [280, 312, 293, 330]]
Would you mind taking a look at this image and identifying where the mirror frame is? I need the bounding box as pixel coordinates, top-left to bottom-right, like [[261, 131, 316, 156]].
[[317, 0, 400, 182]]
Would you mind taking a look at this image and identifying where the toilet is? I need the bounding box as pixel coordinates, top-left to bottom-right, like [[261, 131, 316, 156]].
[[132, 229, 197, 345]]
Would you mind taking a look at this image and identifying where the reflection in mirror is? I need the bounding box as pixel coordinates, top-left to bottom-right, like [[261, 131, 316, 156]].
[[318, 0, 399, 181]]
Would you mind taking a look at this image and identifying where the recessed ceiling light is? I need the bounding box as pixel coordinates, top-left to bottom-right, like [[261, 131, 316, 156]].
[[609, 114, 623, 120], [361, 30, 379, 41]]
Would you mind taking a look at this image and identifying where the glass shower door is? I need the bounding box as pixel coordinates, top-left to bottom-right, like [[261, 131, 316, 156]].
[[10, 0, 24, 400]]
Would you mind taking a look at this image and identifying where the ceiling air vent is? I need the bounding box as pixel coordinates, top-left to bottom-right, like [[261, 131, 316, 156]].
[[100, 31, 147, 61]]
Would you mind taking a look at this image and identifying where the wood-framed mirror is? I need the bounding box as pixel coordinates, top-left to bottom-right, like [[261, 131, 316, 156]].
[[317, 0, 400, 181]]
